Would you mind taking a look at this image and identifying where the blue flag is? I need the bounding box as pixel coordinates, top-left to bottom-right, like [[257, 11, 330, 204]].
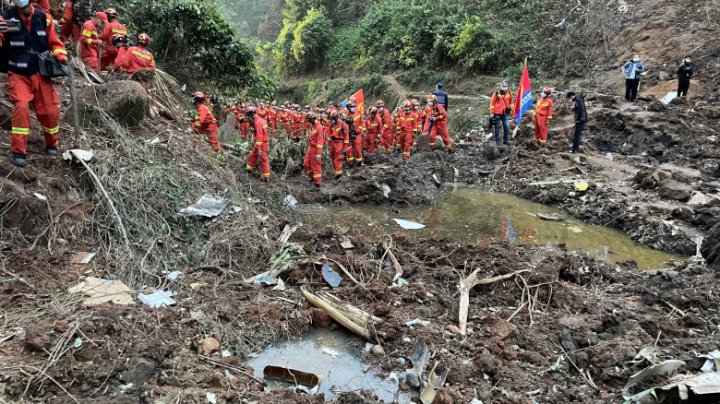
[[514, 59, 533, 125]]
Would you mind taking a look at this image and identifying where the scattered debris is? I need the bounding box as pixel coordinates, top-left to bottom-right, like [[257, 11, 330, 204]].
[[626, 372, 720, 402], [623, 360, 686, 393], [284, 194, 298, 208], [68, 277, 134, 307], [420, 362, 450, 404], [339, 236, 354, 250], [138, 290, 177, 308], [405, 319, 431, 328], [321, 264, 342, 288], [405, 339, 430, 389], [70, 252, 97, 265], [206, 392, 217, 404], [33, 193, 47, 201], [263, 366, 323, 389], [62, 149, 94, 162], [180, 194, 230, 218], [697, 350, 720, 373], [196, 337, 220, 356], [393, 219, 426, 230]]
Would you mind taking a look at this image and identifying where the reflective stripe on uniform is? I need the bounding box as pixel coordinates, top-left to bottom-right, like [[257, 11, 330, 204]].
[[82, 29, 94, 37], [42, 126, 60, 135], [111, 29, 127, 34], [52, 48, 68, 55], [131, 50, 152, 60], [12, 127, 30, 135]]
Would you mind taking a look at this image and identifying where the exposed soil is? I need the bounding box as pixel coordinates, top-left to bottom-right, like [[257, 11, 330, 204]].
[[2, 4, 720, 400]]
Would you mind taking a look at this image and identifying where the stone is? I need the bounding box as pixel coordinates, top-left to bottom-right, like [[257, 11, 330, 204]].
[[659, 185, 691, 202], [370, 345, 386, 356], [53, 320, 69, 333], [485, 316, 518, 341], [24, 325, 51, 353], [196, 337, 220, 356]]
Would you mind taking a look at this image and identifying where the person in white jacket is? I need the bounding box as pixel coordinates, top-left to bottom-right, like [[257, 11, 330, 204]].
[[622, 55, 645, 102]]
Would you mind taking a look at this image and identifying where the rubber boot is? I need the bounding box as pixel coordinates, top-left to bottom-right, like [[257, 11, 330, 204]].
[[10, 153, 27, 167], [46, 147, 59, 156]]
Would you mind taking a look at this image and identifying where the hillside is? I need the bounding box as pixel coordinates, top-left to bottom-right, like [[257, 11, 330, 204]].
[[1, 0, 719, 403]]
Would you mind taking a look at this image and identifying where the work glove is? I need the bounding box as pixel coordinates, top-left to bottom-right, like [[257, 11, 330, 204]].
[[55, 53, 68, 64]]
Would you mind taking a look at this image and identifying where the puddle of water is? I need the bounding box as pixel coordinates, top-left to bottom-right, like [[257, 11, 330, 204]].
[[301, 186, 682, 270], [246, 329, 408, 402]]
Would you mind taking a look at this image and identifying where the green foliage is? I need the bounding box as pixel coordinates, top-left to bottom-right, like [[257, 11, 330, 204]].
[[274, 7, 332, 75], [215, 0, 272, 37], [109, 0, 267, 92], [450, 19, 500, 71]]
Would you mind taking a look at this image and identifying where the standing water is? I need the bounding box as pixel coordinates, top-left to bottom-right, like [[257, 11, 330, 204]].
[[302, 186, 682, 270], [246, 329, 409, 402]]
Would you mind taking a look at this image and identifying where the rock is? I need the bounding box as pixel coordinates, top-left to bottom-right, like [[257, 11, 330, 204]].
[[701, 160, 720, 178], [24, 325, 51, 353], [658, 71, 670, 81], [121, 357, 157, 388], [447, 325, 462, 335], [659, 185, 691, 202], [53, 320, 69, 333], [485, 316, 518, 341], [702, 223, 720, 270], [370, 345, 386, 356], [196, 337, 220, 356], [75, 80, 149, 127], [672, 206, 694, 222], [559, 329, 577, 352]]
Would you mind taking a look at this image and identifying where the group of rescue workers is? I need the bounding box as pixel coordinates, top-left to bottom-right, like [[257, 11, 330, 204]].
[[0, 0, 155, 167], [189, 89, 456, 187]]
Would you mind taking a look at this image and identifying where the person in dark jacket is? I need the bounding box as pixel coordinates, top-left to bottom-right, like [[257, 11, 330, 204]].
[[676, 56, 693, 97], [566, 92, 588, 153], [433, 82, 448, 111]]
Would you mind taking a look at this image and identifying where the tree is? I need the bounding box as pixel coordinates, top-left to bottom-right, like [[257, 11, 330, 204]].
[[273, 7, 331, 75]]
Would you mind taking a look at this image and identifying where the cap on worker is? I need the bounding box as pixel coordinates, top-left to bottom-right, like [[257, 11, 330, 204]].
[[437, 82, 444, 88], [105, 8, 117, 16], [95, 11, 108, 22], [191, 91, 205, 100], [543, 87, 552, 95], [137, 33, 151, 46]]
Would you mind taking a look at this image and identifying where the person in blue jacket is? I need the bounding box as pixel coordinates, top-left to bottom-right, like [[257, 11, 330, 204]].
[[433, 82, 448, 111], [622, 55, 645, 102]]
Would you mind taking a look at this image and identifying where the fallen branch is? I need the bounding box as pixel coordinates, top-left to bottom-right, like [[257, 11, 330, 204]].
[[198, 355, 265, 385], [381, 238, 403, 283], [72, 151, 131, 251], [302, 288, 373, 341], [326, 257, 360, 285], [458, 269, 530, 335]]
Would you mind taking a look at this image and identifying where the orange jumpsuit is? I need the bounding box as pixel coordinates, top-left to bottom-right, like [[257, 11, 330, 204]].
[[193, 103, 221, 152], [115, 46, 155, 74], [266, 107, 278, 130], [490, 90, 514, 116], [396, 110, 419, 160], [290, 112, 303, 137], [98, 19, 128, 71], [303, 120, 326, 185], [246, 115, 271, 179], [424, 104, 452, 151], [378, 108, 394, 153], [325, 119, 350, 177], [31, 0, 50, 11], [236, 111, 250, 138], [60, 0, 80, 42], [363, 114, 383, 153], [347, 111, 366, 165], [0, 6, 67, 156], [533, 97, 554, 144], [80, 18, 101, 71]]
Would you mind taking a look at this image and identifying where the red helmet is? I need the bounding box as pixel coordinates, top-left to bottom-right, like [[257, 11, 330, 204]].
[[111, 33, 126, 45], [543, 87, 552, 95], [305, 112, 316, 121], [427, 94, 438, 103], [191, 91, 205, 101], [376, 100, 384, 107], [105, 8, 117, 18], [137, 33, 151, 46], [402, 100, 412, 109], [368, 106, 378, 115], [411, 99, 420, 106], [328, 109, 339, 119]]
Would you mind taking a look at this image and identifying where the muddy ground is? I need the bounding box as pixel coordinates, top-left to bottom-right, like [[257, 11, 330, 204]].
[[2, 53, 720, 404]]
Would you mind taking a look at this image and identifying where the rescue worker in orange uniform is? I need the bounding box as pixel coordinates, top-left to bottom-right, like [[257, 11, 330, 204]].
[[363, 106, 383, 154], [60, 0, 80, 42], [423, 94, 453, 153], [291, 105, 304, 137], [236, 104, 250, 138], [376, 100, 393, 154], [325, 108, 350, 179], [114, 33, 155, 74], [1, 0, 68, 167], [490, 81, 514, 145], [80, 11, 106, 71], [97, 8, 127, 72], [191, 92, 221, 152], [396, 100, 419, 160], [246, 107, 271, 181], [533, 87, 554, 144], [345, 97, 366, 167], [303, 112, 325, 187], [267, 102, 278, 131]]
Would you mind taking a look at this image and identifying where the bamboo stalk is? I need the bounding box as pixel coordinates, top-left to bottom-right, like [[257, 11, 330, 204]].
[[302, 289, 373, 341]]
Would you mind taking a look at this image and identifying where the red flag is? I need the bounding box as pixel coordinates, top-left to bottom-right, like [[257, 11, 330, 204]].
[[514, 59, 532, 124], [351, 89, 364, 114]]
